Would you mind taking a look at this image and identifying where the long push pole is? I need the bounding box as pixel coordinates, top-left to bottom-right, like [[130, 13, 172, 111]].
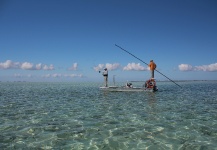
[[115, 44, 182, 88]]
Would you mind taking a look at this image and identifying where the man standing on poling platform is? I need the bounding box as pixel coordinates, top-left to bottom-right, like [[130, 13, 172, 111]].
[[148, 60, 157, 78], [102, 68, 108, 87]]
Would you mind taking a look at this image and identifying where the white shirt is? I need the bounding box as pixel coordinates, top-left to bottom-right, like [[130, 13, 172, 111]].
[[103, 70, 108, 76]]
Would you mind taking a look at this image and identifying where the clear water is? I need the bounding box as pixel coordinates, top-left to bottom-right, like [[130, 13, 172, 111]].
[[0, 81, 217, 150]]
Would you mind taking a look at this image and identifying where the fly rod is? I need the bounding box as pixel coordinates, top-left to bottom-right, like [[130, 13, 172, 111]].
[[115, 44, 182, 88]]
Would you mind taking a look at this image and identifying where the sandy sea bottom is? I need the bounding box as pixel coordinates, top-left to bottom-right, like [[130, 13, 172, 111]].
[[0, 81, 217, 149]]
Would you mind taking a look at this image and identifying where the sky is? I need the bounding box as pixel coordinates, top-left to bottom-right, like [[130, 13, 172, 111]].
[[0, 0, 217, 82]]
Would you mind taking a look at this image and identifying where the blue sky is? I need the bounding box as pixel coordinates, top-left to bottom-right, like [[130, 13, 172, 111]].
[[0, 0, 217, 82]]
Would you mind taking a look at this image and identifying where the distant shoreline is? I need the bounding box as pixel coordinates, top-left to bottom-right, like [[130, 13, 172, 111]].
[[130, 80, 217, 82], [1, 80, 217, 83]]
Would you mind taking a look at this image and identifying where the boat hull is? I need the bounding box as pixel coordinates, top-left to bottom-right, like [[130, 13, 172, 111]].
[[99, 86, 157, 92]]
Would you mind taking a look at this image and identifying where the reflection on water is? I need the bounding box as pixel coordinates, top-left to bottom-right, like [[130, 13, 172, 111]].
[[147, 92, 157, 110], [0, 81, 217, 149]]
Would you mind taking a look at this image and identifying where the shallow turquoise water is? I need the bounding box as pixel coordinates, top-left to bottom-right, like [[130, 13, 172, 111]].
[[0, 81, 217, 149]]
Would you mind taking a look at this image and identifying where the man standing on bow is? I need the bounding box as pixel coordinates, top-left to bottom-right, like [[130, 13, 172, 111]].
[[148, 60, 157, 78], [102, 68, 108, 87]]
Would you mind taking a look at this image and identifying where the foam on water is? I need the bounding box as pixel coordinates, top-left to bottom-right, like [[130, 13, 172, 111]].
[[0, 81, 217, 149]]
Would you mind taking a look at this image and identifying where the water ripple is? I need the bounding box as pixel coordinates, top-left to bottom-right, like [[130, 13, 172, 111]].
[[0, 81, 217, 149]]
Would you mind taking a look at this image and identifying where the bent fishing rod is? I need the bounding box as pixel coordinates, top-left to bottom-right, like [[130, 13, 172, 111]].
[[115, 44, 182, 88]]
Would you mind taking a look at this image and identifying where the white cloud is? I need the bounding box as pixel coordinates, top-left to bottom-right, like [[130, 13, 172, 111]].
[[20, 62, 34, 70], [68, 63, 78, 70], [93, 64, 105, 71], [194, 63, 217, 72], [0, 60, 54, 70], [64, 74, 83, 77], [14, 74, 33, 78], [0, 60, 19, 69], [52, 73, 62, 78], [43, 64, 54, 70], [179, 63, 217, 72], [42, 74, 51, 78], [44, 74, 60, 78], [14, 73, 22, 78], [93, 63, 120, 71], [36, 63, 42, 70], [105, 63, 120, 71], [178, 64, 193, 71], [123, 63, 147, 71], [43, 73, 83, 78]]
